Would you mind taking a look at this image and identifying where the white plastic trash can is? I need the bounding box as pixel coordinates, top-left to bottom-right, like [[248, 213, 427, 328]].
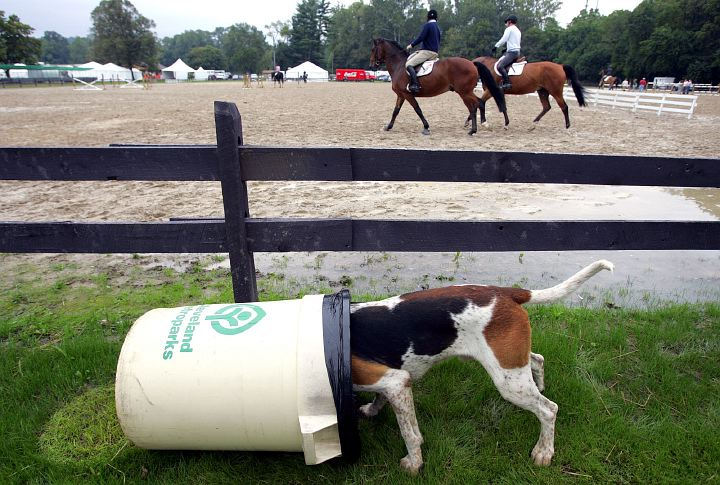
[[115, 290, 358, 464]]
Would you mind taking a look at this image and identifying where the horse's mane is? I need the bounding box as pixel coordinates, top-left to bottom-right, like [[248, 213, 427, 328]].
[[378, 38, 408, 56]]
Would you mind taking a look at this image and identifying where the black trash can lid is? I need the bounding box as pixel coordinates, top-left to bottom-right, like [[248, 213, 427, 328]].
[[322, 289, 360, 462]]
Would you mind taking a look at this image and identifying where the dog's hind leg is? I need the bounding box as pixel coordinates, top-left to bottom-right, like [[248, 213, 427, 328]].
[[530, 352, 545, 392], [359, 394, 387, 418], [493, 366, 558, 466]]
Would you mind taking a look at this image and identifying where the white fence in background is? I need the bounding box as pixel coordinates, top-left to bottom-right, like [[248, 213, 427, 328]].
[[529, 87, 699, 119], [691, 84, 719, 95]]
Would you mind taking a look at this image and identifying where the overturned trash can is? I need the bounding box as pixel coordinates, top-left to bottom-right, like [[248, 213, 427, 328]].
[[115, 290, 359, 464]]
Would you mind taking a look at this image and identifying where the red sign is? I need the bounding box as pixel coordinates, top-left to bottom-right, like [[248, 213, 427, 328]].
[[336, 69, 370, 81]]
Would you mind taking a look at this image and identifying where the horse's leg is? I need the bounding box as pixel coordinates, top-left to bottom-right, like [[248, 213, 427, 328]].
[[478, 91, 491, 126], [406, 96, 430, 135], [461, 93, 478, 135], [385, 96, 405, 131], [530, 88, 552, 130], [551, 92, 571, 129]]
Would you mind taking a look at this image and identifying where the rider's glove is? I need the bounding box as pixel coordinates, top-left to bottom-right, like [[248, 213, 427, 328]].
[[406, 44, 413, 51]]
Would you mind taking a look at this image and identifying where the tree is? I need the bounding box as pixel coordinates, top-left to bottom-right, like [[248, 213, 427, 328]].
[[68, 36, 91, 64], [287, 0, 332, 66], [265, 20, 290, 68], [41, 31, 70, 64], [325, 2, 374, 69], [160, 29, 216, 66], [91, 0, 158, 76], [0, 11, 42, 64], [442, 0, 497, 59], [219, 23, 270, 73], [187, 45, 226, 70]]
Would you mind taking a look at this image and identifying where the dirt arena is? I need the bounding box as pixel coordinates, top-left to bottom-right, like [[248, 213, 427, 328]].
[[1, 81, 719, 303]]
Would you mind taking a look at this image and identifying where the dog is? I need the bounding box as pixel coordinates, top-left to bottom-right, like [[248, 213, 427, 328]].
[[350, 260, 614, 474]]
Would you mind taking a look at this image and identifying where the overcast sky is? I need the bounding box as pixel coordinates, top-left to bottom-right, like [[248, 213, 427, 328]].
[[4, 0, 644, 39]]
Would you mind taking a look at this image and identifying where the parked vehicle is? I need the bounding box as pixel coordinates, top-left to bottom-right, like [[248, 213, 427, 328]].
[[336, 69, 370, 81]]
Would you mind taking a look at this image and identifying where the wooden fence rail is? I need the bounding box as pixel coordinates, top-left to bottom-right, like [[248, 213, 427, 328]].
[[1, 101, 719, 302]]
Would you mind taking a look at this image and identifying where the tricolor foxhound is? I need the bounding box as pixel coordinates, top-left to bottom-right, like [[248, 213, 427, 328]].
[[350, 260, 614, 474]]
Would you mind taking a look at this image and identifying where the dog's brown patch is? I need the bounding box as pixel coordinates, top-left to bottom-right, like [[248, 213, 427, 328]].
[[352, 355, 393, 385], [483, 292, 531, 368], [401, 285, 494, 306]]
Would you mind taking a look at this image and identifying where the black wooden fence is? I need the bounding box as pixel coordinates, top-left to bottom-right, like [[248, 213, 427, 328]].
[[1, 101, 719, 302]]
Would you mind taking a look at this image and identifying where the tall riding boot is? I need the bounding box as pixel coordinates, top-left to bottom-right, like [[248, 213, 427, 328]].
[[499, 67, 512, 91], [407, 66, 421, 94]]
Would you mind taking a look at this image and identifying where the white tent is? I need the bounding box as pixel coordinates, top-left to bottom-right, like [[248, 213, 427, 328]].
[[195, 66, 208, 81], [7, 63, 28, 78], [162, 58, 195, 80], [286, 61, 328, 82], [74, 61, 103, 79], [101, 62, 142, 81], [70, 61, 140, 80]]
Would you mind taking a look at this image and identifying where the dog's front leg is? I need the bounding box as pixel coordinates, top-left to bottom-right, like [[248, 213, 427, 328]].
[[359, 394, 387, 418], [383, 370, 424, 475]]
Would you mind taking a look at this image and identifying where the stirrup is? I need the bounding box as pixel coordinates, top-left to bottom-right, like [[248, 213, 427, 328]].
[[408, 84, 421, 93], [502, 82, 512, 91]]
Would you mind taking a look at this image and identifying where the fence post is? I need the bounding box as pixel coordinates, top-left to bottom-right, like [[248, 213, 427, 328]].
[[214, 101, 258, 303], [658, 94, 665, 116], [688, 96, 697, 120]]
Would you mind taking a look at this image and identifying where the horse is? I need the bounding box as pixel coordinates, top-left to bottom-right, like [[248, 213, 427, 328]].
[[468, 56, 586, 129], [370, 38, 506, 135], [272, 71, 284, 87], [598, 70, 617, 89]]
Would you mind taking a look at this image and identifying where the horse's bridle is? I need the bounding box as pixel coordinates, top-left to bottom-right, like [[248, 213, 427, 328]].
[[370, 42, 384, 68]]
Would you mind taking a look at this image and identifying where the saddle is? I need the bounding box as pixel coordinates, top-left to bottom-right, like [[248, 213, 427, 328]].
[[416, 59, 439, 77], [493, 59, 527, 76]]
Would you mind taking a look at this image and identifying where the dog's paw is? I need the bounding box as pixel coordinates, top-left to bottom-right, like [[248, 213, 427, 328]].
[[400, 456, 423, 475], [358, 403, 378, 418], [531, 444, 554, 466]]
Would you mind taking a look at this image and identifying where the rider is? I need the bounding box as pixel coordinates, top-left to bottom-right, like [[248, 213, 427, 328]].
[[492, 14, 521, 91], [405, 9, 441, 94]]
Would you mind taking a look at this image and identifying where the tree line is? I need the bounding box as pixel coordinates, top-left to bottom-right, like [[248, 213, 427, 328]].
[[2, 0, 718, 83]]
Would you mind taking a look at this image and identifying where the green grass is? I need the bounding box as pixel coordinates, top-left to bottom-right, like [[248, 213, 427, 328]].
[[1, 265, 718, 484]]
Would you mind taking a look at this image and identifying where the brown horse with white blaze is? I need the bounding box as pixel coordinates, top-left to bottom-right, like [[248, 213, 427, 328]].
[[370, 38, 506, 135], [469, 56, 587, 129]]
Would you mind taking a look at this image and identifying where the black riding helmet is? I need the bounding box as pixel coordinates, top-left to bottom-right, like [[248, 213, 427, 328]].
[[505, 14, 518, 24], [427, 9, 438, 20]]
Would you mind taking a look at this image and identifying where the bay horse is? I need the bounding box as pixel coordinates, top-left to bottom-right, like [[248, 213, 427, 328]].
[[370, 38, 506, 135], [598, 70, 617, 89], [469, 56, 586, 129]]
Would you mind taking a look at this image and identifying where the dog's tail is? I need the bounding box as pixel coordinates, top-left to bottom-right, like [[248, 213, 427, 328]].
[[527, 260, 614, 304]]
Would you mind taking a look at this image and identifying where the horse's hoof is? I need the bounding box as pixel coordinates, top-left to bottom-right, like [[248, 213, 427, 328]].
[[422, 128, 430, 135], [463, 121, 470, 128], [528, 124, 537, 132], [384, 125, 392, 131], [503, 125, 509, 131], [480, 122, 489, 129], [468, 130, 476, 136]]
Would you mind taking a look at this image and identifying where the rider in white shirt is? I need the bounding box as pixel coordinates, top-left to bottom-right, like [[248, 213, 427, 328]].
[[492, 14, 521, 91]]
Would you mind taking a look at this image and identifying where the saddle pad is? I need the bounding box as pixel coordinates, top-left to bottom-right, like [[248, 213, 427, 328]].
[[417, 59, 439, 77], [493, 60, 527, 76]]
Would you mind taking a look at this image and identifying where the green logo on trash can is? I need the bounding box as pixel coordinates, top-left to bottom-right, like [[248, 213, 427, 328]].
[[206, 304, 266, 335]]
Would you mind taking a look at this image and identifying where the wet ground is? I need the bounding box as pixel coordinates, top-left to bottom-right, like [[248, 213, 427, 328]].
[[0, 83, 718, 306]]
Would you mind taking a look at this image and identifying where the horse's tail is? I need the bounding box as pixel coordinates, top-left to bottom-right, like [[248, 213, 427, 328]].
[[474, 61, 506, 112], [563, 64, 586, 107]]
